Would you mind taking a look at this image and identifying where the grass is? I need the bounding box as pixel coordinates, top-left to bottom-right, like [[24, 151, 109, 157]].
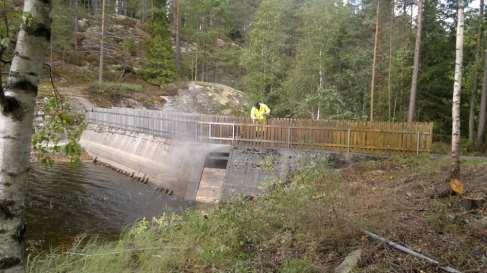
[[27, 157, 487, 273], [91, 82, 144, 93]]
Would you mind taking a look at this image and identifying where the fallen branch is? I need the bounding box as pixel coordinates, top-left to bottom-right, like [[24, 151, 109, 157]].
[[362, 229, 463, 273]]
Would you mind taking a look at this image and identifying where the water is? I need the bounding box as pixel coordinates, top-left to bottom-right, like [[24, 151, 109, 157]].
[[25, 162, 189, 252]]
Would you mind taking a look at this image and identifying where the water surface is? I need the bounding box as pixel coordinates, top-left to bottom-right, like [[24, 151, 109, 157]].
[[25, 162, 189, 252]]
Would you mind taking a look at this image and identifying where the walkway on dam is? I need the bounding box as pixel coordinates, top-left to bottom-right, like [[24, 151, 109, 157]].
[[86, 107, 434, 155]]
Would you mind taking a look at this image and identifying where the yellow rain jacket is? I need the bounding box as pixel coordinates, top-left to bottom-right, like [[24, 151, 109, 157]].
[[251, 103, 271, 121]]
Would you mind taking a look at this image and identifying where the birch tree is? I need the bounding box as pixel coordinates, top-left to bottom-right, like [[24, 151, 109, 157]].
[[407, 0, 423, 122], [450, 0, 464, 193], [0, 0, 51, 271]]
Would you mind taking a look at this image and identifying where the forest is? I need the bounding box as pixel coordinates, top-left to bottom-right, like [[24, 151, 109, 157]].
[[0, 0, 486, 272], [2, 0, 485, 143]]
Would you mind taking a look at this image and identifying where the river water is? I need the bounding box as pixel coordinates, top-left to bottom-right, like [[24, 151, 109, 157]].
[[25, 162, 189, 252]]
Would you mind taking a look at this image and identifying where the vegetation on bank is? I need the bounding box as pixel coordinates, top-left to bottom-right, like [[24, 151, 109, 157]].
[[28, 158, 487, 273]]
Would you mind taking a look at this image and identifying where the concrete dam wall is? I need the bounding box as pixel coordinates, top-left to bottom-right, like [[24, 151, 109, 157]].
[[80, 125, 370, 202]]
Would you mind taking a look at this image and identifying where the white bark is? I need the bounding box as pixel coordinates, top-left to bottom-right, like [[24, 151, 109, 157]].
[[0, 0, 51, 272], [408, 0, 423, 122], [451, 0, 464, 178], [115, 0, 121, 15]]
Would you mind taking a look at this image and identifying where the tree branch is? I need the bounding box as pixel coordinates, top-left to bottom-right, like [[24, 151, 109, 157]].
[[44, 63, 62, 100]]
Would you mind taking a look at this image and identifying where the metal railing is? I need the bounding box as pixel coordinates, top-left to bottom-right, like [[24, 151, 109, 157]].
[[86, 107, 434, 154]]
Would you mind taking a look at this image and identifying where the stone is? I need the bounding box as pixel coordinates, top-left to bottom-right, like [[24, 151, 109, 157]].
[[77, 18, 89, 32], [335, 249, 362, 273], [216, 38, 225, 48], [473, 216, 487, 229]]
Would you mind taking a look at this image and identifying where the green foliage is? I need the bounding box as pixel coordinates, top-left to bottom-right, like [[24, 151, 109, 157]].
[[32, 94, 86, 165], [28, 164, 353, 273], [241, 0, 298, 106], [279, 259, 317, 273], [143, 0, 177, 85], [94, 81, 144, 93], [121, 39, 137, 57], [51, 0, 76, 52]]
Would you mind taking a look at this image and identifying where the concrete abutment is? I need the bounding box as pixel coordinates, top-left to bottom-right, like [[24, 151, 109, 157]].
[[80, 125, 373, 202]]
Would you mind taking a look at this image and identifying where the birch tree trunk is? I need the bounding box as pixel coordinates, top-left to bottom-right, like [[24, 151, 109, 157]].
[[476, 50, 487, 147], [407, 0, 423, 122], [451, 0, 464, 179], [470, 0, 485, 144], [98, 0, 106, 85], [0, 0, 51, 272], [370, 0, 380, 122], [115, 0, 121, 15]]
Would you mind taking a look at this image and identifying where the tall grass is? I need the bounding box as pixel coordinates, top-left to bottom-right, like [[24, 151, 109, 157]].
[[28, 163, 358, 273]]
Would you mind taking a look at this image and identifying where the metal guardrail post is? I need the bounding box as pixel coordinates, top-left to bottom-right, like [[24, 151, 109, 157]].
[[208, 123, 212, 140], [232, 124, 235, 145], [287, 126, 291, 148], [347, 128, 351, 153], [416, 131, 420, 156]]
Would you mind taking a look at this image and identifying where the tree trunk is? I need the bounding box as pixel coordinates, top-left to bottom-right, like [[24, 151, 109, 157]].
[[0, 1, 51, 272], [407, 0, 423, 122], [115, 0, 121, 15], [73, 0, 79, 52], [142, 0, 147, 23], [451, 0, 465, 179], [469, 0, 484, 143], [175, 0, 181, 72], [99, 0, 106, 85], [476, 49, 487, 147], [388, 0, 394, 121], [91, 0, 99, 13], [370, 0, 380, 121]]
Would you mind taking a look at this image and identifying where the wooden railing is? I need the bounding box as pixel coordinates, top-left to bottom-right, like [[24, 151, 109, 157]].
[[86, 107, 434, 154]]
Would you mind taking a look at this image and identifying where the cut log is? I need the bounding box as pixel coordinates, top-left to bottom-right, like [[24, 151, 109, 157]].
[[335, 249, 362, 273]]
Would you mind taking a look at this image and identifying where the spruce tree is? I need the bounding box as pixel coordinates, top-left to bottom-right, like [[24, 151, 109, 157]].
[[143, 0, 177, 85], [240, 0, 298, 107]]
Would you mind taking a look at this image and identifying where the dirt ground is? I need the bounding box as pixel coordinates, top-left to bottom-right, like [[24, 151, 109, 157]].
[[337, 156, 486, 272]]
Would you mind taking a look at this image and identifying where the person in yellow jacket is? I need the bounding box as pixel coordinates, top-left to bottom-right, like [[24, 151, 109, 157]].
[[251, 102, 271, 134]]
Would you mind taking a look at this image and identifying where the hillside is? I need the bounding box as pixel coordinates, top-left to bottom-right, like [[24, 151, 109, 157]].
[[42, 14, 248, 114]]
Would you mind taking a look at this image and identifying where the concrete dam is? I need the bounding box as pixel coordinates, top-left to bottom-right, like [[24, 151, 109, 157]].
[[81, 124, 357, 203], [80, 107, 430, 202]]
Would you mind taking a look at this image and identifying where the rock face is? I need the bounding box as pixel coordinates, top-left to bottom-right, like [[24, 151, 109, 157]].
[[76, 15, 146, 72], [162, 81, 250, 115]]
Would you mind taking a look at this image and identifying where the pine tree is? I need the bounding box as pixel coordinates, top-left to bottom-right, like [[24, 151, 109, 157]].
[[143, 0, 177, 85]]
